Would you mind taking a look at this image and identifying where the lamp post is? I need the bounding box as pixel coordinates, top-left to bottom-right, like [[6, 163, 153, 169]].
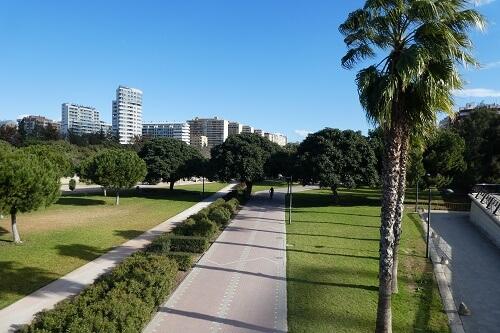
[[286, 176, 293, 224], [425, 173, 431, 259], [415, 177, 419, 213], [202, 176, 205, 198]]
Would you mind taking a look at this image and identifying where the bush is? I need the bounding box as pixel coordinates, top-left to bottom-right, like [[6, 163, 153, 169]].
[[169, 236, 208, 253], [190, 208, 209, 222], [208, 206, 232, 226], [224, 198, 240, 214], [22, 253, 178, 333], [172, 218, 196, 236], [147, 234, 171, 254], [68, 178, 76, 191], [165, 252, 195, 271], [211, 198, 226, 208], [192, 216, 218, 238]]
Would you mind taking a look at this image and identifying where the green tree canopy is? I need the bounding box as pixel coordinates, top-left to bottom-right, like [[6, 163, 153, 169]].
[[138, 138, 204, 190], [295, 128, 378, 200], [0, 148, 60, 243], [20, 144, 74, 178], [79, 149, 147, 204], [423, 129, 466, 188], [266, 143, 298, 179], [210, 133, 280, 195]]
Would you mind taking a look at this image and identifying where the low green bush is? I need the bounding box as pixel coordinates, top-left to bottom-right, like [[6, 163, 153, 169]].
[[147, 234, 171, 254], [192, 216, 218, 238], [165, 252, 195, 271], [22, 253, 178, 333], [210, 198, 226, 208], [172, 218, 196, 236], [224, 198, 239, 214], [68, 178, 76, 191], [169, 236, 208, 253], [190, 208, 209, 222], [208, 206, 232, 226]]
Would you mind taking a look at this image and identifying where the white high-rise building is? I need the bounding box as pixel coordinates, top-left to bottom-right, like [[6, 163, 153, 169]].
[[112, 86, 143, 144], [60, 103, 101, 136], [254, 129, 264, 136], [265, 132, 287, 146], [228, 121, 243, 136], [242, 125, 254, 133], [187, 117, 229, 149], [142, 122, 190, 144]]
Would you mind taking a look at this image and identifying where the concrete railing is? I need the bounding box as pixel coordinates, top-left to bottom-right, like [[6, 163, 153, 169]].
[[468, 193, 500, 248]]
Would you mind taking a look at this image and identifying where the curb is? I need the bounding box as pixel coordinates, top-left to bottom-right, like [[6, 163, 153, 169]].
[[419, 213, 466, 333]]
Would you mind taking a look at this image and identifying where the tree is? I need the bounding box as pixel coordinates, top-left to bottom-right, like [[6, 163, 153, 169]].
[[453, 108, 500, 188], [138, 138, 204, 190], [21, 144, 74, 178], [266, 143, 298, 179], [0, 149, 60, 243], [0, 124, 22, 146], [79, 149, 147, 205], [368, 127, 384, 180], [295, 128, 378, 201], [210, 133, 280, 196], [423, 129, 466, 188], [340, 1, 484, 331]]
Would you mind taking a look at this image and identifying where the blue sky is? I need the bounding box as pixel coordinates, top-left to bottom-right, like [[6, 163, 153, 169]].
[[0, 0, 499, 142]]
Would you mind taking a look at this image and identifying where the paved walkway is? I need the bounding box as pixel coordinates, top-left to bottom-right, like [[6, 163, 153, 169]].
[[0, 184, 235, 333], [429, 211, 500, 333], [144, 191, 289, 333]]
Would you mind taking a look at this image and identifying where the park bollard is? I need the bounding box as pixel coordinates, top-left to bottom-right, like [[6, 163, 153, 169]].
[[458, 302, 471, 316]]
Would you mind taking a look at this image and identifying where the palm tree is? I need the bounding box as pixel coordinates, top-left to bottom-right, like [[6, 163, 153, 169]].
[[339, 1, 484, 332]]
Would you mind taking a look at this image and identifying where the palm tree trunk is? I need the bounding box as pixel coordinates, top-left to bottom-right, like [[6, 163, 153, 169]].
[[376, 125, 403, 333], [391, 130, 410, 294], [10, 209, 22, 243]]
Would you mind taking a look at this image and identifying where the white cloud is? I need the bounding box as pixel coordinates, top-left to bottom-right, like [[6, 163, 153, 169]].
[[474, 0, 496, 6], [294, 129, 312, 138], [482, 60, 500, 69], [453, 88, 500, 97]]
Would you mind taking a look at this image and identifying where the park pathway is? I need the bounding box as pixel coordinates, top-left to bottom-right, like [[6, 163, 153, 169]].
[[429, 211, 500, 333], [0, 183, 235, 333], [144, 190, 291, 333]]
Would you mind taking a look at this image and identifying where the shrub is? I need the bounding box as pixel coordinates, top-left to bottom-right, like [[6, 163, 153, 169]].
[[224, 198, 240, 214], [169, 236, 208, 253], [165, 252, 195, 271], [210, 198, 226, 208], [68, 178, 76, 191], [22, 253, 178, 333], [190, 208, 209, 222], [148, 234, 171, 254], [192, 216, 218, 238], [208, 206, 232, 226], [172, 218, 196, 236]]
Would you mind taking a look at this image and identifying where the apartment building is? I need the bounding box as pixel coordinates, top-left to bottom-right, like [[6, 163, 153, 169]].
[[60, 103, 101, 136], [265, 132, 287, 146], [112, 86, 143, 144], [187, 117, 228, 149], [254, 129, 264, 136], [142, 122, 190, 144], [228, 121, 243, 136], [242, 125, 254, 133], [18, 115, 59, 134]]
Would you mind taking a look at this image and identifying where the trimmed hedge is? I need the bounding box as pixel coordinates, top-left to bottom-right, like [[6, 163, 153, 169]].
[[223, 198, 239, 215], [173, 216, 218, 238], [165, 252, 195, 271], [208, 206, 232, 226], [169, 236, 208, 253], [147, 234, 171, 254], [22, 253, 178, 333]]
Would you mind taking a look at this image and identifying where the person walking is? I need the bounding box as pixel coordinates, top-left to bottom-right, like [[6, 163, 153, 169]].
[[269, 187, 274, 200]]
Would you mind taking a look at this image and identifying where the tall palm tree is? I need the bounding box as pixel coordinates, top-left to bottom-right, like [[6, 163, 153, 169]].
[[339, 1, 484, 332]]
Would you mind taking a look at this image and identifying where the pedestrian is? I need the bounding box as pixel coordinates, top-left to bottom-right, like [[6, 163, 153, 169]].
[[269, 187, 274, 200]]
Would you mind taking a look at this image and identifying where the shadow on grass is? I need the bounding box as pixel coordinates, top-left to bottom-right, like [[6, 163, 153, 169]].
[[290, 191, 381, 209], [195, 264, 378, 291], [56, 197, 107, 206], [0, 227, 12, 243], [55, 244, 107, 261], [413, 270, 442, 333], [291, 218, 379, 227], [113, 229, 145, 240], [0, 261, 60, 307]]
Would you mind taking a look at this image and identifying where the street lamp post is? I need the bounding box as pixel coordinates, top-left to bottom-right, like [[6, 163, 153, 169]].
[[415, 177, 419, 213], [202, 176, 205, 198], [286, 176, 292, 224], [425, 173, 431, 259]]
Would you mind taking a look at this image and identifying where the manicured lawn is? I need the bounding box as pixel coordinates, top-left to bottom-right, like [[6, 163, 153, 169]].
[[0, 182, 227, 309], [286, 188, 450, 333]]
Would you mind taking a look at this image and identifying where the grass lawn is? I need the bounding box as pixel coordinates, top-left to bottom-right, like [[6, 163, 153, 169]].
[[286, 188, 450, 333], [0, 182, 227, 309]]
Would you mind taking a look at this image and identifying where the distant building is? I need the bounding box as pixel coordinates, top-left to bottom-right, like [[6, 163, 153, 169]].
[[187, 117, 228, 149], [142, 122, 190, 144], [228, 121, 243, 136], [17, 115, 59, 134], [61, 103, 101, 136], [440, 102, 500, 127], [191, 135, 208, 148], [265, 132, 287, 146], [112, 86, 143, 144], [242, 125, 254, 134], [100, 121, 112, 134], [0, 120, 17, 128], [254, 129, 264, 136]]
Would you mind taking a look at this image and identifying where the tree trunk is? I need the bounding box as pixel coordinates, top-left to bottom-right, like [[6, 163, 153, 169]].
[[375, 124, 403, 333], [169, 180, 175, 191], [103, 188, 107, 197], [11, 209, 22, 243], [115, 190, 120, 205], [331, 185, 339, 203], [245, 181, 253, 197], [392, 129, 410, 294]]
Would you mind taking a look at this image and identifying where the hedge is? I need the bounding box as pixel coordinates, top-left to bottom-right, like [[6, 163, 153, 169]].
[[22, 253, 178, 333], [208, 206, 232, 226], [165, 252, 195, 271], [147, 234, 171, 254], [169, 236, 208, 253], [173, 216, 217, 238]]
